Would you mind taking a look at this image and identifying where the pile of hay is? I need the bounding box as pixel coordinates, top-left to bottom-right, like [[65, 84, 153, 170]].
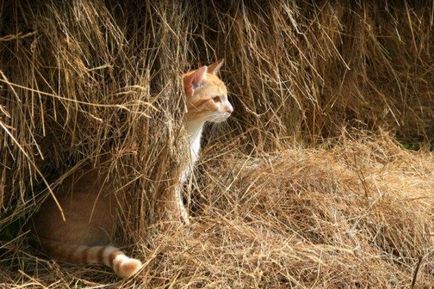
[[145, 133, 433, 288], [0, 0, 433, 287], [2, 133, 433, 288]]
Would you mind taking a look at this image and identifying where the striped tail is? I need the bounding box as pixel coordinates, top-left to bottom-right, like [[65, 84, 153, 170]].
[[43, 240, 142, 278]]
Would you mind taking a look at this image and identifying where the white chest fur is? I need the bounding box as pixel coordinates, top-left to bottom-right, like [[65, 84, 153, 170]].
[[185, 120, 204, 165], [190, 127, 202, 164], [173, 119, 205, 225], [180, 120, 205, 183]]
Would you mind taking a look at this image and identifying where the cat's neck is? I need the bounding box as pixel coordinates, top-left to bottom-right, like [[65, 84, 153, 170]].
[[184, 119, 206, 163]]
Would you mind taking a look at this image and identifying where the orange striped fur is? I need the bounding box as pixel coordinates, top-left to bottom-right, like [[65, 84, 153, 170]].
[[32, 169, 143, 279], [44, 240, 142, 278]]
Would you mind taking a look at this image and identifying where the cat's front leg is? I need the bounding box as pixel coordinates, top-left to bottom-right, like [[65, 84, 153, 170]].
[[158, 185, 190, 226], [175, 186, 190, 225]]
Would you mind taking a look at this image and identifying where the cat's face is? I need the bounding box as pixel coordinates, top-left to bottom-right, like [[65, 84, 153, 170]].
[[183, 60, 233, 123]]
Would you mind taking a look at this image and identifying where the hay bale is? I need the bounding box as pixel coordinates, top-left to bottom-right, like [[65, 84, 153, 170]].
[[0, 0, 433, 287], [0, 0, 188, 229], [181, 132, 433, 288]]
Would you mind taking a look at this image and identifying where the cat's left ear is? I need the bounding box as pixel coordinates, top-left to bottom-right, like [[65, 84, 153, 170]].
[[183, 66, 208, 96], [208, 59, 224, 75]]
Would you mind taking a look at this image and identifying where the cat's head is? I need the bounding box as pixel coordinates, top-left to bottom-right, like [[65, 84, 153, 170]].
[[183, 60, 233, 123]]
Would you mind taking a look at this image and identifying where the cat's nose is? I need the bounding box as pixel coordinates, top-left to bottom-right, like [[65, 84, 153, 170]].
[[226, 105, 233, 114]]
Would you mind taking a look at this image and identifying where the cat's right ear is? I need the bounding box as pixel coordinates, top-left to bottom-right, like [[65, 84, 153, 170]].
[[183, 66, 208, 97], [208, 59, 224, 75]]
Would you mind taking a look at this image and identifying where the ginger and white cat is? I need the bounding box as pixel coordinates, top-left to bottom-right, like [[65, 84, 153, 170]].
[[170, 59, 232, 224], [31, 60, 232, 278]]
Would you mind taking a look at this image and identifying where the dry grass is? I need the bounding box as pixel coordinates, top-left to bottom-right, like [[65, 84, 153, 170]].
[[0, 0, 433, 288], [1, 133, 433, 288]]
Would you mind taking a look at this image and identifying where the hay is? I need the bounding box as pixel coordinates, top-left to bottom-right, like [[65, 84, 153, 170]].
[[1, 132, 433, 288], [0, 0, 433, 287]]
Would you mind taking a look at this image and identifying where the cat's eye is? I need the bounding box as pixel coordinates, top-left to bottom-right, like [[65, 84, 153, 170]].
[[212, 96, 221, 102]]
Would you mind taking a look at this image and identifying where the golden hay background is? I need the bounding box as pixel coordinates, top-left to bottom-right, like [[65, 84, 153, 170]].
[[0, 0, 433, 288]]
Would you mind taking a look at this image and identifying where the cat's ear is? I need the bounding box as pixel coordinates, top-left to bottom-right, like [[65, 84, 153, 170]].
[[183, 66, 208, 96], [208, 59, 224, 75]]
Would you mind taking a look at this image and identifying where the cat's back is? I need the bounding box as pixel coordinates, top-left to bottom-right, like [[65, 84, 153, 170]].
[[32, 169, 117, 246]]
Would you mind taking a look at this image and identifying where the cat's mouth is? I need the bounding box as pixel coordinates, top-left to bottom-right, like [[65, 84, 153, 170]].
[[208, 112, 231, 123]]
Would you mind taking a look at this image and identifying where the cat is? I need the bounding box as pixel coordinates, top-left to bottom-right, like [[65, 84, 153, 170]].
[[164, 59, 233, 225], [31, 60, 232, 278]]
